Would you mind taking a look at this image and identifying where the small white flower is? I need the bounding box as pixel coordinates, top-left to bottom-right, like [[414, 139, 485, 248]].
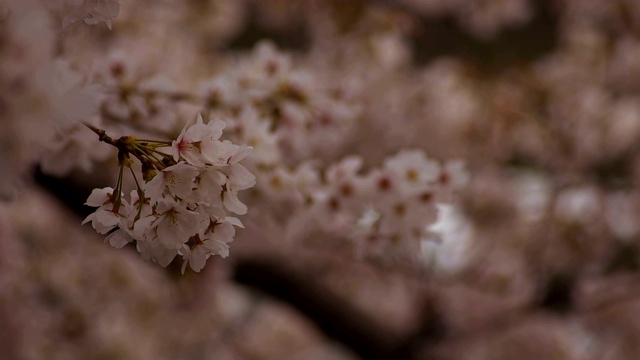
[[144, 162, 199, 204], [180, 219, 240, 273], [151, 198, 202, 249], [172, 114, 227, 166], [356, 206, 380, 231], [82, 187, 129, 234], [384, 150, 440, 195], [180, 244, 209, 274], [104, 190, 155, 248]]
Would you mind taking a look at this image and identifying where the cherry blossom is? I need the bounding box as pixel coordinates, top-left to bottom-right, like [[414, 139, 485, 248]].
[[63, 0, 124, 30], [144, 162, 198, 204], [172, 114, 226, 166], [81, 187, 128, 234]]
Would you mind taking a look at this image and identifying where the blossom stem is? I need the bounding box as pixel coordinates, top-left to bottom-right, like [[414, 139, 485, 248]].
[[84, 122, 118, 147], [130, 142, 166, 169], [129, 167, 145, 221], [111, 164, 124, 214], [136, 139, 172, 145]]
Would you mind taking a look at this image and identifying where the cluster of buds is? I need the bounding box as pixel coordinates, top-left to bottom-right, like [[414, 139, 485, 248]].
[[82, 114, 255, 273]]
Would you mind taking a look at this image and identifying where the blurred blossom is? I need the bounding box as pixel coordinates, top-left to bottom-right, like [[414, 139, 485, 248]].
[[458, 0, 533, 39], [0, 0, 54, 193], [605, 192, 640, 240], [513, 172, 552, 223], [423, 204, 473, 274], [555, 186, 601, 225], [63, 0, 124, 30]]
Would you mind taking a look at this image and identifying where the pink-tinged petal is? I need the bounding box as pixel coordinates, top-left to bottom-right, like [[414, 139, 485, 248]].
[[184, 118, 208, 141], [96, 210, 120, 227], [138, 241, 178, 267], [180, 246, 191, 275], [200, 168, 226, 187], [171, 139, 182, 162], [222, 191, 247, 215], [195, 113, 205, 126], [156, 216, 188, 248], [163, 163, 198, 198], [82, 212, 96, 225], [203, 240, 230, 258], [132, 216, 156, 240], [209, 221, 235, 243], [204, 119, 226, 140], [154, 203, 200, 248], [181, 150, 205, 167], [85, 187, 113, 207], [225, 216, 244, 228], [201, 140, 230, 165], [188, 248, 208, 273], [228, 146, 252, 164], [105, 229, 132, 248], [92, 212, 119, 234], [144, 173, 165, 204], [227, 164, 256, 191]]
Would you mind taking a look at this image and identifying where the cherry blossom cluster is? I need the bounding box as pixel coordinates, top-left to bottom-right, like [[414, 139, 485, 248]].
[[82, 114, 255, 273], [254, 149, 469, 264], [40, 53, 188, 177], [202, 41, 363, 163], [326, 151, 468, 262], [89, 53, 182, 135]]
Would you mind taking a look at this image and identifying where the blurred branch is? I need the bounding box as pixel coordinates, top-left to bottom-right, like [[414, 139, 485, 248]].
[[233, 257, 445, 360]]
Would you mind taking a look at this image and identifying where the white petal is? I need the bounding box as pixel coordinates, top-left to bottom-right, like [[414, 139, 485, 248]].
[[188, 248, 208, 273], [82, 212, 96, 225], [222, 191, 247, 215], [96, 209, 120, 227], [227, 164, 256, 191], [204, 239, 230, 258], [204, 119, 226, 141], [225, 216, 244, 228], [155, 247, 178, 267], [132, 216, 156, 240], [144, 174, 165, 204], [164, 163, 198, 198], [229, 146, 252, 164], [105, 229, 132, 248], [85, 187, 113, 206]]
